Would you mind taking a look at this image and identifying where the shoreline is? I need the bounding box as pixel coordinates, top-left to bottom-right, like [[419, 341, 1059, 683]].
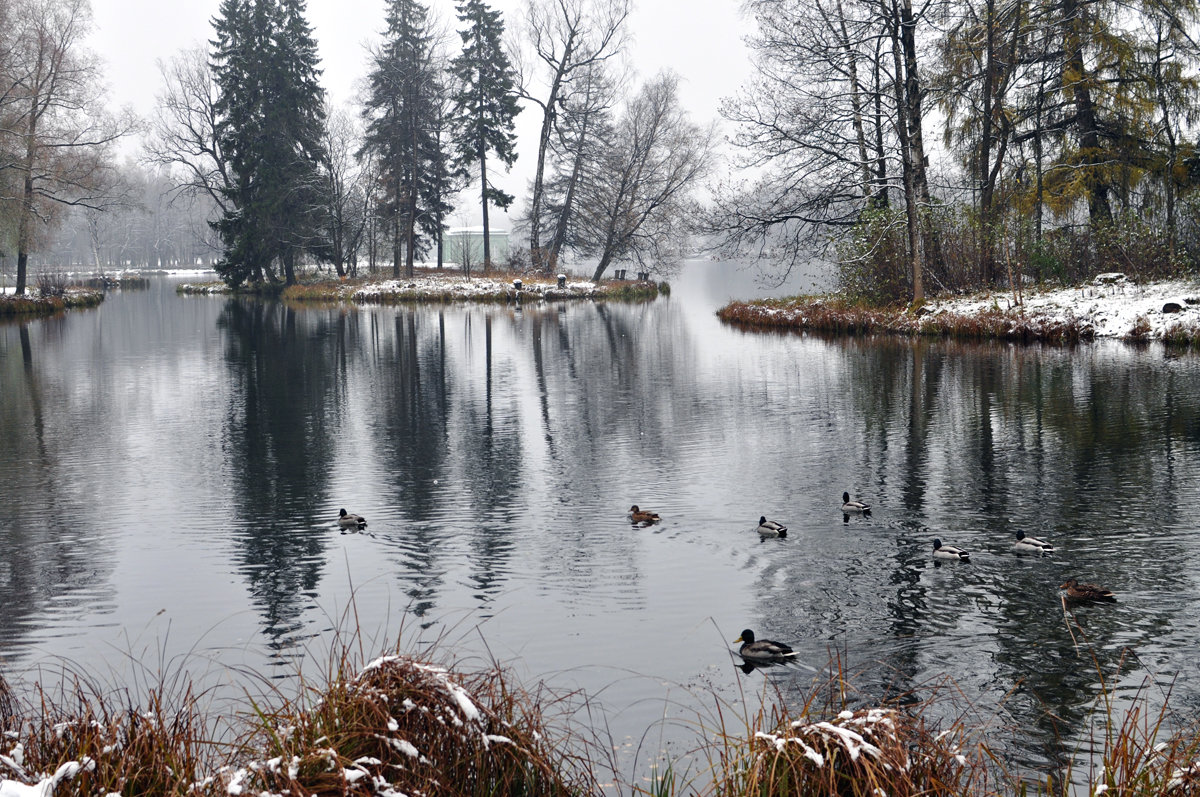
[[719, 275, 1200, 345], [178, 271, 667, 303], [0, 288, 104, 318], [3, 639, 1198, 796]]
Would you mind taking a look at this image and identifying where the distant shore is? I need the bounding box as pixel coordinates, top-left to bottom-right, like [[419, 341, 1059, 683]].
[[0, 288, 104, 318], [178, 270, 667, 303], [719, 274, 1200, 345]]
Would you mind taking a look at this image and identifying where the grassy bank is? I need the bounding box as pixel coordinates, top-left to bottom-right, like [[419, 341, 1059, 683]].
[[718, 296, 1095, 344], [719, 277, 1200, 346], [4, 637, 1200, 796], [0, 289, 104, 318]]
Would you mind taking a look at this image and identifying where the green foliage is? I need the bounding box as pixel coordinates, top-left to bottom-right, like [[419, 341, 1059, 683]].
[[449, 0, 520, 266], [835, 207, 912, 305], [210, 0, 330, 288], [450, 0, 520, 192], [361, 0, 456, 276]]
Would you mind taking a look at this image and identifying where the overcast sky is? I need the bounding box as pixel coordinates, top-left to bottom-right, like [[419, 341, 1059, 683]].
[[87, 0, 754, 225]]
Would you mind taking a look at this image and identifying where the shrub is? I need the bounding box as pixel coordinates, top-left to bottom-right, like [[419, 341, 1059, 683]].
[[35, 271, 69, 297]]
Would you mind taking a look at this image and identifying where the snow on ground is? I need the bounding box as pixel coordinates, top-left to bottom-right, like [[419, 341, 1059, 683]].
[[926, 274, 1200, 339], [353, 274, 599, 301]]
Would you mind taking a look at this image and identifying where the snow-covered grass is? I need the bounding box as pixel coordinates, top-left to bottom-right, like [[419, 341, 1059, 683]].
[[720, 274, 1200, 344], [6, 645, 1200, 796], [0, 289, 103, 317], [179, 270, 665, 303], [0, 635, 599, 797], [925, 274, 1200, 341]]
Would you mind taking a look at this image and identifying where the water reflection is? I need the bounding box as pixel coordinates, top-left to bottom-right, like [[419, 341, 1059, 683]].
[[0, 319, 117, 655], [3, 272, 1200, 783], [217, 299, 346, 653]]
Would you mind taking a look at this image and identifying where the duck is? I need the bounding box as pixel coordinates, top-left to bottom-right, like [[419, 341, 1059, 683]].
[[842, 491, 871, 513], [338, 508, 367, 529], [932, 538, 970, 561], [1013, 530, 1053, 554], [733, 629, 796, 662], [1060, 578, 1116, 602], [757, 516, 788, 537], [629, 505, 661, 525]]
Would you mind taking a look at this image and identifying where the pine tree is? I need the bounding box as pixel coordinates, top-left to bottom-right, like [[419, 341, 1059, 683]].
[[210, 0, 328, 288], [449, 0, 519, 269], [361, 0, 455, 277]]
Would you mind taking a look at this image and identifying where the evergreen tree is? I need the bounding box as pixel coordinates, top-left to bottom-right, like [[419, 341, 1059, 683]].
[[210, 0, 328, 288], [449, 0, 519, 269], [360, 0, 455, 277]]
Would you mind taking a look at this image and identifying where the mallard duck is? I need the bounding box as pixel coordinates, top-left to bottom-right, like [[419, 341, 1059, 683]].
[[1013, 530, 1053, 554], [1060, 578, 1116, 602], [629, 505, 661, 525], [733, 629, 796, 662], [842, 491, 871, 513], [338, 508, 367, 529], [757, 516, 787, 537], [933, 538, 970, 560]]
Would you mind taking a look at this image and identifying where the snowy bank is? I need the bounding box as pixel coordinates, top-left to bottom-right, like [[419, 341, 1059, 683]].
[[720, 273, 1200, 343], [179, 272, 665, 303], [925, 274, 1200, 340]]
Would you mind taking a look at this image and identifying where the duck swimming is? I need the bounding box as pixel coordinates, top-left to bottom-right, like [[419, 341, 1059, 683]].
[[629, 505, 661, 525], [757, 516, 787, 537], [338, 508, 367, 529], [733, 629, 796, 662], [842, 492, 871, 513], [1060, 578, 1116, 602], [1013, 530, 1053, 554], [933, 538, 970, 560]]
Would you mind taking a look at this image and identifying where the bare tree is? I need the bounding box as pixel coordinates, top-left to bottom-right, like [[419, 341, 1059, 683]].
[[143, 45, 232, 214], [541, 59, 620, 266], [1, 0, 134, 294], [322, 103, 368, 277], [515, 0, 630, 271], [572, 72, 715, 281], [706, 0, 890, 283]]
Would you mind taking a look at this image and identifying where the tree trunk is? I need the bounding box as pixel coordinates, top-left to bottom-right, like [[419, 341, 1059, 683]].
[[392, 204, 401, 278], [833, 0, 873, 202], [479, 144, 491, 270], [898, 0, 934, 299], [889, 5, 924, 302], [1062, 0, 1111, 224]]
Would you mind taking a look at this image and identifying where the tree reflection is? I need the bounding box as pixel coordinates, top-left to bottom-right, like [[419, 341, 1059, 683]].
[[0, 319, 114, 662], [217, 299, 346, 650]]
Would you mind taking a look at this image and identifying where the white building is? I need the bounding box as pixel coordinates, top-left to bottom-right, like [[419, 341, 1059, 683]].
[[444, 226, 509, 267]]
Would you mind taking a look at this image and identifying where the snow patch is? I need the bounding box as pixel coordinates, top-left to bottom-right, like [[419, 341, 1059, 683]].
[[926, 278, 1200, 340]]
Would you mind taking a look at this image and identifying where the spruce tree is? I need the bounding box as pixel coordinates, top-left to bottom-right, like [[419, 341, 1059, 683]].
[[210, 0, 329, 288], [361, 0, 454, 277], [449, 0, 519, 269]]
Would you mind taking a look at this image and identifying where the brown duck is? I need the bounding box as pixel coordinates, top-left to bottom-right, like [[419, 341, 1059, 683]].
[[1060, 578, 1116, 602], [629, 505, 661, 525]]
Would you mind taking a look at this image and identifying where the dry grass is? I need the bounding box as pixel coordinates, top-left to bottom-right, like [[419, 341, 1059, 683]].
[[0, 289, 103, 317], [5, 634, 1200, 796], [1162, 320, 1200, 347], [670, 658, 998, 797], [226, 649, 598, 797], [0, 668, 221, 796], [718, 296, 1094, 343], [0, 629, 601, 797]]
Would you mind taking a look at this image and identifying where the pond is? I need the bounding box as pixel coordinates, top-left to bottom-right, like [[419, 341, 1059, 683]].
[[2, 262, 1200, 787]]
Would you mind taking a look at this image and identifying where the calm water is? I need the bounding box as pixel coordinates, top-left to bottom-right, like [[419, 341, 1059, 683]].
[[3, 264, 1200, 785]]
